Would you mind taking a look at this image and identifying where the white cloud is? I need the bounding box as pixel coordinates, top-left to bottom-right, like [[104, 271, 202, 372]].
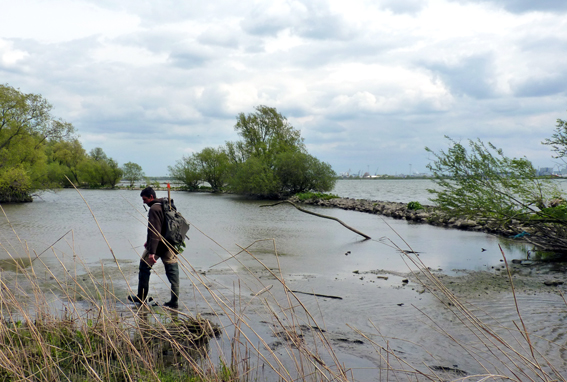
[[1, 0, 140, 43], [0, 39, 28, 65], [1, 0, 566, 175]]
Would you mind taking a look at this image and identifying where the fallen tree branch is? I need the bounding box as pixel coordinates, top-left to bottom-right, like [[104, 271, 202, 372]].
[[291, 290, 343, 300], [260, 200, 371, 240]]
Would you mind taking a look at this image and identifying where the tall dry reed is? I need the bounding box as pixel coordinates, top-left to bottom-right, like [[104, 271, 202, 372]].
[[0, 194, 566, 381]]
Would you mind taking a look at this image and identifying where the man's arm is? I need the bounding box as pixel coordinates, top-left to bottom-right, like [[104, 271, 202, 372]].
[[146, 203, 164, 255]]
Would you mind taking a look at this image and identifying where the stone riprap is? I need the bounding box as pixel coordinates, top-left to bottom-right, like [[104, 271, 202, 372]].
[[292, 196, 531, 239]]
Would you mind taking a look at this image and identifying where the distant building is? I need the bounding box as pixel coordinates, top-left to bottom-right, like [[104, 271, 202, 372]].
[[538, 167, 554, 176]]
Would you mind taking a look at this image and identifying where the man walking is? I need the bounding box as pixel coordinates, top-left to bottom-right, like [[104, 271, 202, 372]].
[[128, 186, 180, 309]]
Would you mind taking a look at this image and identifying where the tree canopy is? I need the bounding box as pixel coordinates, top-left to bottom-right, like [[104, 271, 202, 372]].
[[426, 134, 567, 253], [227, 106, 336, 197], [122, 162, 145, 187], [0, 84, 75, 201], [543, 116, 567, 158], [171, 106, 336, 197]]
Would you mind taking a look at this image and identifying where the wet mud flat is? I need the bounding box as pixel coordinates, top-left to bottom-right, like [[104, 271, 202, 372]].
[[194, 257, 567, 380], [2, 245, 567, 380]]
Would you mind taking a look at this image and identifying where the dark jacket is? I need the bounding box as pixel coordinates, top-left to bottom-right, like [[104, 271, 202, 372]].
[[145, 198, 168, 255]]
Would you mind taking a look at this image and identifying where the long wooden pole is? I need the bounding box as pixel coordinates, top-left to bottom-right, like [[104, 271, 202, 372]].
[[167, 182, 171, 210]]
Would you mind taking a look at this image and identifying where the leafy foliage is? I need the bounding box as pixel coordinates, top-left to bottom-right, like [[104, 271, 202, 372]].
[[0, 84, 75, 200], [122, 162, 145, 187], [47, 138, 86, 185], [193, 147, 229, 191], [169, 156, 202, 190], [77, 148, 123, 188], [226, 106, 336, 197], [542, 116, 567, 158], [168, 147, 229, 192], [233, 105, 305, 162], [171, 106, 336, 197], [407, 201, 423, 210], [426, 136, 567, 252], [229, 155, 280, 196]]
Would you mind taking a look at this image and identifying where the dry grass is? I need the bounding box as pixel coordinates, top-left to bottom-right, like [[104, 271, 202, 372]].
[[0, 194, 566, 381]]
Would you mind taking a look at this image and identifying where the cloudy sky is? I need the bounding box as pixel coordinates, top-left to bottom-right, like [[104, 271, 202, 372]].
[[2, 0, 567, 176]]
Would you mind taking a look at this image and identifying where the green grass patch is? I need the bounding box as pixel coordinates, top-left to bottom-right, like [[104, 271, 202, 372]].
[[407, 201, 423, 210], [295, 192, 339, 201]]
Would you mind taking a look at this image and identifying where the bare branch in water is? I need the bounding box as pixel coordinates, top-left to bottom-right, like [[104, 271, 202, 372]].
[[260, 200, 371, 240]]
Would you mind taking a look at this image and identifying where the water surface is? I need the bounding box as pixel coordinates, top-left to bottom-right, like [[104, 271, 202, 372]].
[[1, 187, 564, 379]]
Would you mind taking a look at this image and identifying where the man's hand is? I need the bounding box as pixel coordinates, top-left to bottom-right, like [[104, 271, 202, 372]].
[[147, 254, 157, 265]]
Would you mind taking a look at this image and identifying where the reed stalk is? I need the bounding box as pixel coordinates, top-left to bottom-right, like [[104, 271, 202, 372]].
[[0, 198, 566, 381]]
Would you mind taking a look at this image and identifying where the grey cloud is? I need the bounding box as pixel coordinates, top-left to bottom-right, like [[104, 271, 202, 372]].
[[291, 1, 356, 41], [168, 46, 215, 68], [240, 0, 355, 41], [424, 55, 496, 99], [513, 74, 567, 97], [283, 38, 399, 70], [114, 30, 186, 55], [83, 0, 245, 26], [378, 0, 427, 14], [450, 0, 567, 13], [197, 28, 240, 49], [292, 14, 354, 41], [194, 86, 235, 120], [301, 118, 347, 138], [240, 8, 290, 37], [511, 37, 567, 97], [520, 36, 567, 54]]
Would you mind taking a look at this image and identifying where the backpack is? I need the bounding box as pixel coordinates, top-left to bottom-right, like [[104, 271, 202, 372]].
[[161, 199, 190, 246]]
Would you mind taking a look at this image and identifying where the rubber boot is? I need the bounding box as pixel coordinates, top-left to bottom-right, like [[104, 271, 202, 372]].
[[128, 260, 152, 304], [163, 262, 179, 309]]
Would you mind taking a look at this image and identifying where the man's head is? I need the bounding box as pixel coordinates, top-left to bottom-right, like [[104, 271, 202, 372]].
[[140, 187, 156, 204]]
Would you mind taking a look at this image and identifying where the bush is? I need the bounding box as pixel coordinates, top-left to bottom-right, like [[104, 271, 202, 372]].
[[407, 201, 423, 210]]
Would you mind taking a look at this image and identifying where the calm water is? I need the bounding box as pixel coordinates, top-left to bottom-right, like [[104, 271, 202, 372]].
[[1, 182, 566, 378], [0, 184, 530, 273], [332, 178, 438, 204]]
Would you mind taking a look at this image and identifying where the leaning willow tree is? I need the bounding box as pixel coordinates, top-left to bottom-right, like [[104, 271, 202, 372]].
[[426, 115, 567, 253], [226, 105, 337, 197]]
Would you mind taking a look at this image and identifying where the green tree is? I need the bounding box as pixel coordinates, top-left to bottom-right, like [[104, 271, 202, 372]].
[[233, 105, 305, 162], [0, 84, 74, 201], [194, 147, 229, 191], [426, 136, 567, 252], [168, 156, 202, 190], [229, 156, 280, 196], [274, 151, 336, 194], [543, 115, 567, 158], [226, 106, 335, 197], [47, 138, 87, 185], [79, 148, 123, 188], [122, 162, 145, 187]]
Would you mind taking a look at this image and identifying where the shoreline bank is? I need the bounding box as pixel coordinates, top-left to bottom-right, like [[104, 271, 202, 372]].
[[293, 196, 533, 245]]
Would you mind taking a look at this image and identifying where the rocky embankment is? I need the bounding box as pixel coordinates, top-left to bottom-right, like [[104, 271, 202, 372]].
[[293, 197, 531, 239]]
